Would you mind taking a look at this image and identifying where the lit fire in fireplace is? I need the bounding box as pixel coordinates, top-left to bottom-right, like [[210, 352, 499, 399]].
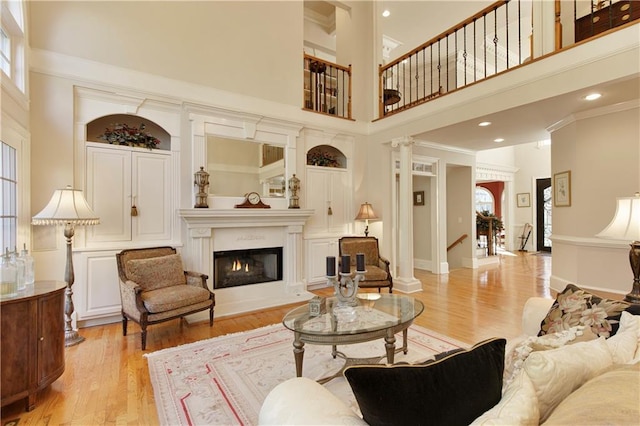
[[232, 259, 249, 272]]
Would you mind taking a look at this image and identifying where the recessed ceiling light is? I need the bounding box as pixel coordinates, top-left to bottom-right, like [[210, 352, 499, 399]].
[[382, 9, 390, 17], [478, 121, 491, 127], [494, 138, 504, 143], [585, 93, 601, 101]]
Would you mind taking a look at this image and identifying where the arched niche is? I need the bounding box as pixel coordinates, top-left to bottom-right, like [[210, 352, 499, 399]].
[[306, 144, 346, 168], [86, 114, 171, 151]]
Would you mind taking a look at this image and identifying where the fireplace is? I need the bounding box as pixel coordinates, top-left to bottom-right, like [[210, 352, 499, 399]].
[[213, 247, 283, 289]]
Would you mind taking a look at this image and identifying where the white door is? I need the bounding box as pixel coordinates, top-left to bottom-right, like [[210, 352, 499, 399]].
[[86, 146, 132, 243], [132, 151, 172, 241]]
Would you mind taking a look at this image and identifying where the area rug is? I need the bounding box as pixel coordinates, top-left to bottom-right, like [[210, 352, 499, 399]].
[[146, 323, 466, 426]]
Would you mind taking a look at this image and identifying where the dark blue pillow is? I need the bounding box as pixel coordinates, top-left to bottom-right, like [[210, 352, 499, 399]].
[[344, 337, 506, 426]]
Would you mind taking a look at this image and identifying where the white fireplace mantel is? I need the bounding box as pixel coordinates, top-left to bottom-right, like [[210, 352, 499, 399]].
[[178, 208, 314, 229], [178, 208, 315, 319]]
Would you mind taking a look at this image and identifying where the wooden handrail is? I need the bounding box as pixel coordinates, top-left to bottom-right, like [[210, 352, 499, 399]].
[[383, 1, 509, 69], [303, 54, 352, 120], [447, 234, 469, 251]]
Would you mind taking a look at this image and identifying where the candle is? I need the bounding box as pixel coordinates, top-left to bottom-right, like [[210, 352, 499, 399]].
[[356, 253, 365, 272], [326, 256, 336, 276], [341, 255, 351, 274]]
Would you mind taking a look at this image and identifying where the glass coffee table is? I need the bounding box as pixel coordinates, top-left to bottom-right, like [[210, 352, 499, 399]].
[[283, 293, 424, 383]]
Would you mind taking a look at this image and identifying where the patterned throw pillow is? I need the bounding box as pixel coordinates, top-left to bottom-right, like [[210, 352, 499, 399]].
[[538, 284, 629, 338], [126, 253, 186, 291]]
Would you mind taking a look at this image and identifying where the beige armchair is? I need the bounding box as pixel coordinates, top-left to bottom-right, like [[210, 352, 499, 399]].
[[116, 246, 215, 350], [338, 236, 393, 293]]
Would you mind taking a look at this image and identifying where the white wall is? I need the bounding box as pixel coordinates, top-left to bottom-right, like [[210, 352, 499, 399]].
[[550, 102, 640, 297], [28, 1, 304, 107], [446, 165, 473, 269], [413, 175, 432, 268]]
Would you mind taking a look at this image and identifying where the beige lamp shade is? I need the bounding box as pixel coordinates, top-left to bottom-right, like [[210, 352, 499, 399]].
[[596, 193, 640, 242], [355, 202, 378, 221], [32, 186, 100, 226]]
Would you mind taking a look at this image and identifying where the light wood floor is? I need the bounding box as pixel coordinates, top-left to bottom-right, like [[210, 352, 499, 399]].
[[0, 251, 569, 425]]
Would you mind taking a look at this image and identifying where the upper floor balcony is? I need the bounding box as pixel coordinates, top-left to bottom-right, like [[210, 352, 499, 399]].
[[302, 0, 639, 122]]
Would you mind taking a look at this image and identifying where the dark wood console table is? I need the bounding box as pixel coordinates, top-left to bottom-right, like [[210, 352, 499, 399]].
[[1, 281, 66, 411]]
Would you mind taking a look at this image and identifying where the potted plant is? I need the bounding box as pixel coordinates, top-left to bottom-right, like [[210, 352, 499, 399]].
[[98, 123, 161, 150]]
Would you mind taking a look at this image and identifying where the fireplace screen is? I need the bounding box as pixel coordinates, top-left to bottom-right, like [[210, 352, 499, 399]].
[[213, 247, 283, 289]]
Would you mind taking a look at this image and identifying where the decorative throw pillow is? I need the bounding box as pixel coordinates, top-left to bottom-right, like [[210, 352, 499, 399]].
[[523, 337, 613, 422], [126, 253, 186, 291], [503, 326, 596, 387], [538, 284, 629, 338], [542, 363, 640, 425], [606, 310, 640, 364], [344, 338, 506, 426], [470, 369, 539, 426]]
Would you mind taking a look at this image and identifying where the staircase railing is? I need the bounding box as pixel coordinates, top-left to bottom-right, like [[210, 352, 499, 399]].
[[447, 234, 469, 252], [303, 54, 352, 120]]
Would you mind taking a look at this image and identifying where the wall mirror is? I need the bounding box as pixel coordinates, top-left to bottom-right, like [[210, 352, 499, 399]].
[[207, 136, 286, 197]]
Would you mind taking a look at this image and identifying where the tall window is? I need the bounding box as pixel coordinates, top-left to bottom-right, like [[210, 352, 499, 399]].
[[0, 27, 10, 77], [1, 0, 25, 92], [1, 141, 17, 251], [475, 187, 494, 214]]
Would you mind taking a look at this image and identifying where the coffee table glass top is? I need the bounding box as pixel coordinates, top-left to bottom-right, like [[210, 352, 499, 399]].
[[283, 293, 424, 336]]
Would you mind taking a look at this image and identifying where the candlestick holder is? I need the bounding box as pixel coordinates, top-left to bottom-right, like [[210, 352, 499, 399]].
[[326, 269, 365, 322]]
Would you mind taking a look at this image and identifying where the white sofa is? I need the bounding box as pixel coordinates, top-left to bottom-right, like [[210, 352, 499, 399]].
[[259, 296, 640, 425]]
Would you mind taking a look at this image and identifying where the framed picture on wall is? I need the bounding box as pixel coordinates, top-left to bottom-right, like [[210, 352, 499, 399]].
[[517, 193, 530, 207], [413, 191, 425, 206], [554, 170, 571, 207]]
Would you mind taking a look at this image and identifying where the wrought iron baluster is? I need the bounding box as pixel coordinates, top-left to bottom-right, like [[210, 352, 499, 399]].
[[463, 24, 467, 86], [483, 14, 487, 78], [474, 18, 477, 82], [494, 7, 498, 75]]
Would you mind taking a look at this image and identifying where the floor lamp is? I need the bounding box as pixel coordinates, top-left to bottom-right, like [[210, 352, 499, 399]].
[[32, 186, 100, 347], [596, 193, 640, 303], [355, 202, 378, 237]]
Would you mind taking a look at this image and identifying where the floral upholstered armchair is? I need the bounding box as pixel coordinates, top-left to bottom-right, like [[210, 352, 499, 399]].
[[115, 246, 215, 350], [338, 236, 393, 293]]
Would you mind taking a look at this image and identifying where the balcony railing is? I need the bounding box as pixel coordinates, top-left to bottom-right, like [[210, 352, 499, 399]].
[[379, 0, 639, 118], [303, 54, 352, 120], [380, 0, 528, 117]]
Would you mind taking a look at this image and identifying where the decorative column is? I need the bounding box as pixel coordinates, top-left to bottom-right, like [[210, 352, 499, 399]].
[[391, 136, 422, 293], [285, 224, 306, 294]]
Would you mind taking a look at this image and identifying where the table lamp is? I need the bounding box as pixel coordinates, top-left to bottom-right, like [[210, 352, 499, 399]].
[[596, 193, 640, 303], [355, 202, 378, 236], [32, 186, 100, 346]]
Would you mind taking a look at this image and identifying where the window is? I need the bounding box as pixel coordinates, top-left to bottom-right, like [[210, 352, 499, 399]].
[[475, 187, 494, 214], [1, 141, 17, 251], [1, 0, 25, 92], [0, 27, 10, 77]]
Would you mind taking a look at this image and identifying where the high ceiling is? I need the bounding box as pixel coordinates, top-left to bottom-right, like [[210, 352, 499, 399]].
[[413, 75, 640, 151], [305, 1, 639, 151]]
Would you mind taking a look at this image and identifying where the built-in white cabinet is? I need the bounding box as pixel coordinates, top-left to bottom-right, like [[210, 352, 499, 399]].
[[303, 139, 353, 286], [305, 237, 339, 286], [305, 167, 349, 235], [85, 143, 172, 245], [76, 142, 173, 326]]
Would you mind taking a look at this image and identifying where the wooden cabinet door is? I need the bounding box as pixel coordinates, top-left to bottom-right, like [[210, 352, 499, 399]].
[[327, 171, 348, 234], [132, 151, 172, 241], [86, 145, 132, 243], [37, 290, 65, 388], [0, 299, 36, 406], [305, 238, 339, 285], [305, 168, 331, 233]]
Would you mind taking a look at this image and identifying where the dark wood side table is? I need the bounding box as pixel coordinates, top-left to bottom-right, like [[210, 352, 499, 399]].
[[1, 281, 66, 411]]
